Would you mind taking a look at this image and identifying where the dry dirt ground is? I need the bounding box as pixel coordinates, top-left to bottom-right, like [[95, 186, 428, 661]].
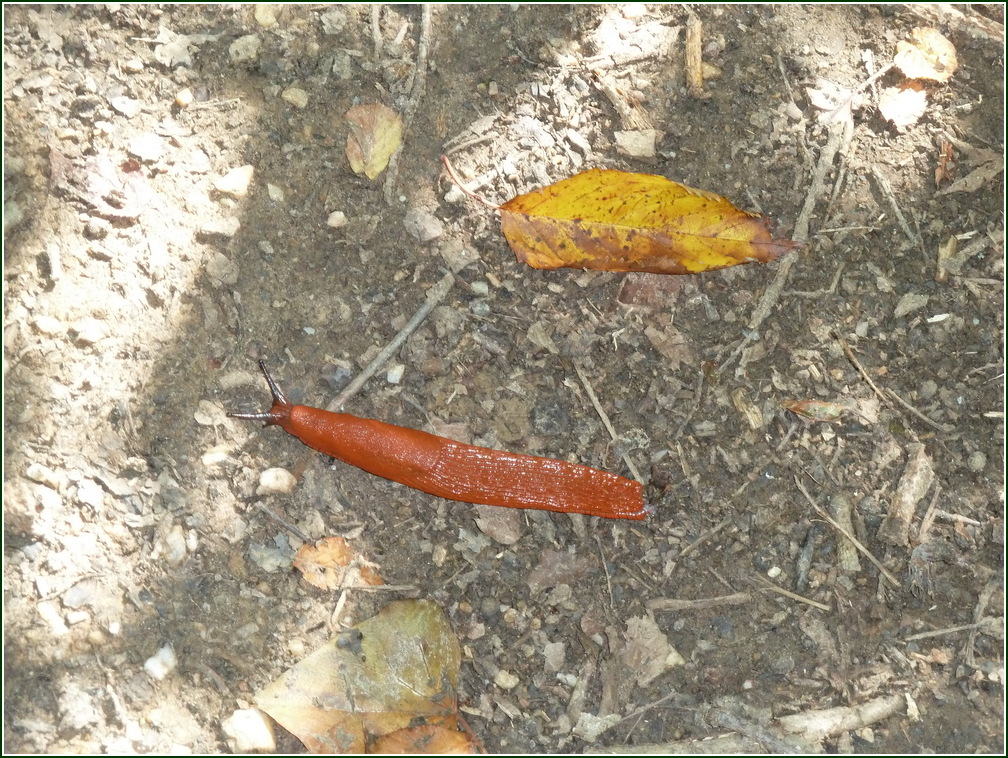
[[3, 4, 1005, 754]]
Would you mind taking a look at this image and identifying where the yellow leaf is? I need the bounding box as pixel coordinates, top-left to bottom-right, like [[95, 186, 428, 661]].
[[499, 169, 801, 275], [345, 104, 403, 180]]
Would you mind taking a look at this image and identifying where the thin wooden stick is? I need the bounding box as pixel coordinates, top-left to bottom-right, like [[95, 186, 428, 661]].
[[440, 154, 501, 209], [327, 271, 454, 412], [574, 362, 642, 483], [794, 476, 901, 588]]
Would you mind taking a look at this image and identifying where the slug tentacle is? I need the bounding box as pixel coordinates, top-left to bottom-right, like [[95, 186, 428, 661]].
[[227, 360, 293, 428]]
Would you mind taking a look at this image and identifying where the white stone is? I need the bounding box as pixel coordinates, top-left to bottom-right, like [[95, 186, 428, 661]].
[[257, 468, 297, 495], [144, 644, 177, 681]]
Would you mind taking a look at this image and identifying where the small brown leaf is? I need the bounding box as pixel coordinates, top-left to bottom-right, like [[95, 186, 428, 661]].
[[894, 27, 958, 83], [782, 399, 849, 423], [294, 536, 383, 591], [345, 104, 403, 180]]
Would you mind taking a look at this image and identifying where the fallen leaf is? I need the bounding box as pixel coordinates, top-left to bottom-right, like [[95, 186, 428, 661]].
[[371, 724, 477, 754], [878, 81, 928, 130], [499, 169, 801, 275], [527, 549, 594, 594], [621, 613, 684, 687], [644, 325, 697, 371], [293, 536, 383, 591], [255, 600, 461, 754], [782, 399, 849, 423], [345, 104, 403, 180], [934, 140, 955, 188], [894, 27, 958, 83]]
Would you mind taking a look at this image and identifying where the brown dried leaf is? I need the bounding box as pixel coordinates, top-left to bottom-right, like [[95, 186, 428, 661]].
[[294, 536, 383, 591], [782, 399, 849, 423], [371, 724, 477, 754], [644, 325, 697, 372], [894, 27, 958, 83], [621, 614, 684, 688]]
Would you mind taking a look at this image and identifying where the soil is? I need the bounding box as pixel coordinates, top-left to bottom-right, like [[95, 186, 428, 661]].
[[3, 4, 1004, 754]]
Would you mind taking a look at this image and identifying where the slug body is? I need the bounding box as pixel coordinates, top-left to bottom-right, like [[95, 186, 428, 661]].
[[230, 361, 650, 520]]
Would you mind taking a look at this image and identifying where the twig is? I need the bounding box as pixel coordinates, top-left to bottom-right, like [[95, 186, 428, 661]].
[[752, 572, 831, 611], [383, 4, 432, 204], [671, 365, 705, 441], [665, 516, 733, 576], [684, 14, 707, 99], [885, 387, 955, 433], [441, 155, 501, 209], [595, 535, 615, 611], [573, 362, 642, 484], [962, 574, 1003, 666], [617, 691, 681, 725], [707, 706, 806, 754], [370, 5, 383, 60], [776, 692, 905, 742], [834, 331, 893, 408], [870, 165, 919, 245], [647, 591, 750, 612], [903, 617, 1002, 643], [255, 502, 310, 542], [794, 476, 901, 588], [728, 109, 849, 373], [327, 271, 454, 412]]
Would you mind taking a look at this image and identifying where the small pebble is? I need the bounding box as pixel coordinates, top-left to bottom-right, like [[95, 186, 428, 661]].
[[386, 363, 404, 384], [206, 252, 239, 286], [257, 467, 297, 495], [26, 462, 61, 488], [967, 451, 986, 473], [614, 129, 658, 158], [326, 210, 347, 228], [144, 643, 177, 681], [162, 524, 188, 566], [199, 217, 241, 238], [214, 165, 255, 198], [72, 317, 108, 345], [175, 87, 194, 108], [229, 34, 261, 62], [110, 95, 142, 118], [76, 479, 104, 512], [267, 183, 284, 202], [129, 133, 165, 162], [254, 4, 282, 28], [494, 669, 520, 690], [282, 87, 308, 109], [321, 9, 347, 35], [223, 708, 276, 752], [403, 207, 444, 243]]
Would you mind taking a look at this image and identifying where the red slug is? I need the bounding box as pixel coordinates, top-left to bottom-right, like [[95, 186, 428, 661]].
[[229, 361, 651, 520]]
